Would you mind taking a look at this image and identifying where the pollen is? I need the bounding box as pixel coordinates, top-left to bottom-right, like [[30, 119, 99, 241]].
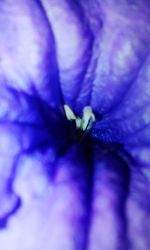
[[64, 104, 95, 132]]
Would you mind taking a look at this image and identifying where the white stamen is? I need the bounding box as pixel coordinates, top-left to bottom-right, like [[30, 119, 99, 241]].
[[82, 106, 95, 131], [76, 117, 82, 129], [64, 104, 95, 132], [64, 105, 76, 121]]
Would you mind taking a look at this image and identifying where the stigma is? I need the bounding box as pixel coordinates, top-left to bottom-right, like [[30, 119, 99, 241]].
[[64, 104, 96, 132]]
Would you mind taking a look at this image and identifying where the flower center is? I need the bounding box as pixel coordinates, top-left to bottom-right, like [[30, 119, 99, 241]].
[[64, 105, 96, 132]]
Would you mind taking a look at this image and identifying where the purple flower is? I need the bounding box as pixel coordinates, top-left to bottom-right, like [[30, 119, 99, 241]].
[[0, 1, 150, 250]]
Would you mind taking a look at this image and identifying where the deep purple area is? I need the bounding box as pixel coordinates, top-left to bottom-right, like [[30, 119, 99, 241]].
[[0, 1, 150, 250]]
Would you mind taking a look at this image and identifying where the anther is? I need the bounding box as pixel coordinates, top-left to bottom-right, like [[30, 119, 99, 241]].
[[64, 104, 95, 132]]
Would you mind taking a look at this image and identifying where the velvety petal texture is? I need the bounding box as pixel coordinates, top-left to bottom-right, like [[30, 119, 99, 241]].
[[0, 0, 150, 250]]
